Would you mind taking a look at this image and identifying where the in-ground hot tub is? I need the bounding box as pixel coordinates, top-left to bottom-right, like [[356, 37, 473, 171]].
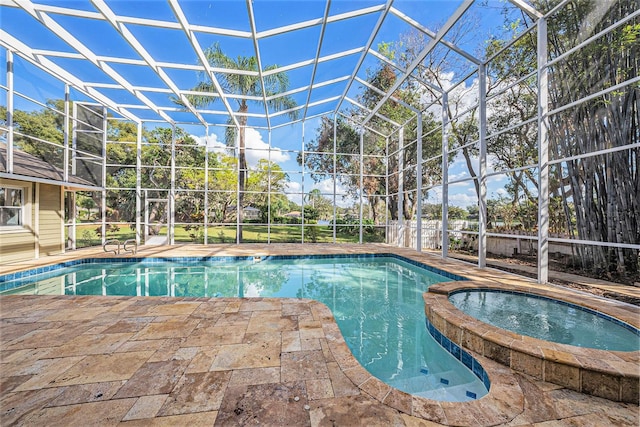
[[448, 289, 639, 352], [424, 282, 640, 403]]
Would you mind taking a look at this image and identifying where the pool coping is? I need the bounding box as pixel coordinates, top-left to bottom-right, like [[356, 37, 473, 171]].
[[425, 281, 640, 404], [0, 247, 528, 425]]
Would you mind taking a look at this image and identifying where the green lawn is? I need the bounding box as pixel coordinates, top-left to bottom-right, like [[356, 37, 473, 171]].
[[70, 223, 385, 248]]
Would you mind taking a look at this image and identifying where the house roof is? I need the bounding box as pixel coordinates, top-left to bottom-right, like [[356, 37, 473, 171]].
[[0, 147, 98, 190]]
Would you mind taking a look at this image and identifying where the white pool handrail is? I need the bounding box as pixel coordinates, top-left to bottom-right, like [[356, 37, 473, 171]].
[[123, 239, 137, 255], [103, 239, 120, 255]]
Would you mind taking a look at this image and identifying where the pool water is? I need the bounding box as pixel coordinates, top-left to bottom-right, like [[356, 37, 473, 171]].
[[2, 256, 488, 401], [449, 290, 640, 352]]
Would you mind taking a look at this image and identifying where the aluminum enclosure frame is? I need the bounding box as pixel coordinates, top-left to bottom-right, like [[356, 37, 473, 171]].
[[1, 0, 638, 285]]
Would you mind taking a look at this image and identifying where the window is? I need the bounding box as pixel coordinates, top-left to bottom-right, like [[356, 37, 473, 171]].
[[0, 187, 23, 226]]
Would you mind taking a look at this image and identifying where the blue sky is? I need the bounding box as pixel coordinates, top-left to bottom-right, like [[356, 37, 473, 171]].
[[1, 0, 531, 207]]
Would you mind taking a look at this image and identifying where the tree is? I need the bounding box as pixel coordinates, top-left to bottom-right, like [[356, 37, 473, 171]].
[[305, 189, 333, 220], [305, 188, 323, 209], [105, 123, 215, 230], [397, 25, 483, 200], [207, 154, 238, 224], [179, 42, 298, 242], [448, 206, 469, 220], [302, 42, 441, 223], [245, 159, 289, 221], [4, 100, 108, 216], [356, 43, 441, 222], [483, 19, 540, 230], [78, 194, 96, 220], [2, 100, 65, 164], [490, 0, 639, 278]]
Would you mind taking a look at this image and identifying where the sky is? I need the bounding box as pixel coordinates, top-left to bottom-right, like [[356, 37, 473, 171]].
[[1, 0, 535, 208]]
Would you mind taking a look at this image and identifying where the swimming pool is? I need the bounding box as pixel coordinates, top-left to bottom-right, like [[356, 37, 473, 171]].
[[1, 255, 488, 401], [449, 289, 640, 351]]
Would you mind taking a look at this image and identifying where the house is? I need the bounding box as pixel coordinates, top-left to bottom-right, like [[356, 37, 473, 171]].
[[225, 205, 262, 221], [0, 147, 96, 263], [283, 211, 301, 219], [243, 206, 261, 220]]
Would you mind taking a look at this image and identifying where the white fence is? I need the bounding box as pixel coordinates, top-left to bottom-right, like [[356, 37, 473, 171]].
[[387, 220, 575, 259], [387, 220, 472, 250]]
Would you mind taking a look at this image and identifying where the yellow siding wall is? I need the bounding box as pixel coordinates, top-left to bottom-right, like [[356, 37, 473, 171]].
[[0, 179, 34, 263], [0, 232, 35, 263], [38, 184, 63, 256], [0, 181, 64, 263]]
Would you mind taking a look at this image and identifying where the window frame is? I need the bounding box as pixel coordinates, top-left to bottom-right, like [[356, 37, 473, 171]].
[[0, 181, 31, 232]]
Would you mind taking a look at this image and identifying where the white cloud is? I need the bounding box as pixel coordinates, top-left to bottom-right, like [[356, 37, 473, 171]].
[[422, 71, 480, 117], [283, 181, 303, 206], [244, 128, 290, 167], [191, 133, 226, 153], [448, 192, 478, 207], [313, 178, 339, 195], [448, 172, 471, 183], [311, 178, 355, 208], [284, 181, 301, 193], [192, 128, 290, 167]]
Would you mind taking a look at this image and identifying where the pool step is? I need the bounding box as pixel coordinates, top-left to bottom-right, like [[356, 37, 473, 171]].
[[387, 369, 485, 401], [388, 369, 458, 390], [413, 381, 485, 401]]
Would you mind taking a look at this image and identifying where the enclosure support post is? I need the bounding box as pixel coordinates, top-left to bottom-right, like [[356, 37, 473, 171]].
[[101, 106, 107, 246], [204, 125, 209, 245], [537, 17, 550, 284], [441, 92, 449, 257], [71, 103, 77, 176], [31, 184, 38, 258], [301, 121, 306, 243], [397, 127, 404, 247], [385, 136, 389, 245], [267, 130, 272, 244], [63, 84, 70, 182], [332, 114, 337, 243], [235, 128, 240, 244], [69, 192, 76, 250], [416, 113, 423, 252], [144, 189, 149, 242], [136, 123, 142, 246], [359, 132, 364, 244], [478, 63, 488, 268], [6, 50, 13, 173], [170, 126, 176, 245], [60, 187, 65, 253]]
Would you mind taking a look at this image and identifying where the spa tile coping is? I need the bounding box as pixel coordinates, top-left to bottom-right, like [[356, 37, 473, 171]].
[[425, 280, 640, 403]]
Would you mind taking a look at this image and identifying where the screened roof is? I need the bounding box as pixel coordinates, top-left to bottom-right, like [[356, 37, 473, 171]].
[[1, 0, 545, 133]]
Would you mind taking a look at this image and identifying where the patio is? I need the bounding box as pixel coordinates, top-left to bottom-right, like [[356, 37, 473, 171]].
[[1, 244, 638, 426]]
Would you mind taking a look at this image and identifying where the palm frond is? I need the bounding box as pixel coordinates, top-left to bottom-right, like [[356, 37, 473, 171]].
[[267, 95, 300, 121], [225, 121, 237, 149], [263, 64, 291, 94], [262, 64, 299, 120], [174, 43, 298, 120], [182, 82, 219, 108]]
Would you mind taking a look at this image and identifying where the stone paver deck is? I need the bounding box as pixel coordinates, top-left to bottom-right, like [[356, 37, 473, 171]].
[[1, 244, 639, 426]]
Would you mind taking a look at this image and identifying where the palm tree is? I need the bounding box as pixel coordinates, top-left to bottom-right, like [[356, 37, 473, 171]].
[[182, 43, 298, 242], [305, 188, 323, 209]]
